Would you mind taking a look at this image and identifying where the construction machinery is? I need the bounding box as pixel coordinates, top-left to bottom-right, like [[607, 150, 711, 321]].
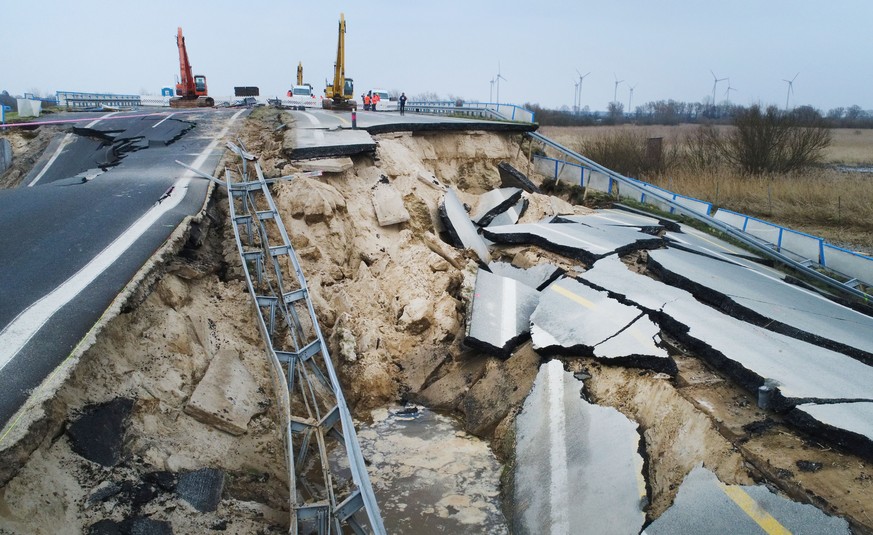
[[170, 27, 214, 108], [286, 62, 317, 109], [297, 61, 304, 86], [322, 13, 356, 110]]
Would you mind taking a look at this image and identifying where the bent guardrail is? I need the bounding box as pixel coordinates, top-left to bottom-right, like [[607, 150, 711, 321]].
[[203, 144, 386, 535]]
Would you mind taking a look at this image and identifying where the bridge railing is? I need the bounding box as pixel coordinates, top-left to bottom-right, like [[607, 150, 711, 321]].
[[56, 90, 141, 110], [407, 100, 535, 123]]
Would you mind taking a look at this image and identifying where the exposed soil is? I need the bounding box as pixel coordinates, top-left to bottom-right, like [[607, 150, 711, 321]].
[[1, 110, 872, 534], [0, 126, 63, 188]]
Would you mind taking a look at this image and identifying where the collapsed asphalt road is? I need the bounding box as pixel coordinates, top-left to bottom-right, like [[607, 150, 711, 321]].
[[0, 109, 246, 430]]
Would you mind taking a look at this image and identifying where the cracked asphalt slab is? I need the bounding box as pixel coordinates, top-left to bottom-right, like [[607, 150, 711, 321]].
[[648, 246, 873, 364]]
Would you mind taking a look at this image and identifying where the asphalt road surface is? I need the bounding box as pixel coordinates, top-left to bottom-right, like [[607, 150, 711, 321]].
[[0, 108, 245, 429]]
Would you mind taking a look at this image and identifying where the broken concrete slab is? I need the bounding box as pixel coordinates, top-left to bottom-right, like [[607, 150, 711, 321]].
[[465, 269, 541, 359], [297, 156, 354, 173], [581, 254, 873, 409], [787, 402, 873, 461], [530, 277, 675, 373], [486, 197, 528, 227], [67, 398, 133, 467], [649, 247, 873, 364], [438, 188, 492, 264], [497, 162, 541, 193], [177, 467, 225, 512], [471, 187, 523, 226], [556, 209, 665, 234], [184, 349, 266, 436], [643, 465, 850, 535], [513, 360, 646, 535], [482, 221, 662, 265], [487, 261, 564, 291], [371, 177, 410, 226], [284, 126, 376, 159]]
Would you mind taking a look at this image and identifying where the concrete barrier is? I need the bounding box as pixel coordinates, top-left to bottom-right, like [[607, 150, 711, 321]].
[[823, 245, 873, 286], [16, 99, 41, 117], [779, 228, 824, 264], [712, 209, 748, 230]]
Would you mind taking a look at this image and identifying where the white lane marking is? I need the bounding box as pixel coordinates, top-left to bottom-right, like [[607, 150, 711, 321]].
[[299, 111, 321, 126], [501, 277, 517, 343], [546, 361, 569, 533], [27, 112, 120, 187], [152, 112, 175, 128], [0, 109, 245, 370]]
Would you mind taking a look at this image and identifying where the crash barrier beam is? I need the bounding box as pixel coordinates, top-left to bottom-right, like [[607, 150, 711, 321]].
[[56, 91, 141, 110], [406, 100, 535, 123], [223, 144, 385, 535]]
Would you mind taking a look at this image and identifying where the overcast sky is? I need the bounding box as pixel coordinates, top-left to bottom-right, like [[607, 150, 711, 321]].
[[2, 1, 871, 112]]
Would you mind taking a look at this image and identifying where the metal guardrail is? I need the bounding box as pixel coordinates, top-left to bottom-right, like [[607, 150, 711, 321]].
[[56, 91, 141, 110], [219, 144, 385, 535], [523, 130, 872, 301], [407, 100, 535, 122]]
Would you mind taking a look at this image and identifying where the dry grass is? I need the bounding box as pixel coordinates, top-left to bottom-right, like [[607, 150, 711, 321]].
[[540, 125, 873, 253]]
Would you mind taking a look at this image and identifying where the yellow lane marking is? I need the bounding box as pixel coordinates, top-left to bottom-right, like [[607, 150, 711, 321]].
[[550, 284, 595, 309], [335, 116, 350, 126], [720, 483, 792, 535]]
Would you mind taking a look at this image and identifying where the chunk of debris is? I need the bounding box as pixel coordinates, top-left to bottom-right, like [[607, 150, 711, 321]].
[[371, 178, 410, 226], [471, 187, 523, 226], [497, 161, 541, 193], [177, 467, 225, 512], [67, 398, 134, 467], [513, 360, 646, 535], [465, 269, 541, 359], [297, 157, 354, 173], [486, 197, 528, 227], [184, 349, 266, 436], [438, 188, 491, 264], [488, 261, 564, 291], [643, 465, 850, 534], [483, 221, 662, 265], [555, 209, 665, 235]]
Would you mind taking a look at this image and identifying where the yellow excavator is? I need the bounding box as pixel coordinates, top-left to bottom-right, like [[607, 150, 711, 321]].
[[322, 13, 356, 110]]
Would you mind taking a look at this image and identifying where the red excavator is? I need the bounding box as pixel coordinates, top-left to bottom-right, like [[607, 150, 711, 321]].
[[170, 27, 214, 108]]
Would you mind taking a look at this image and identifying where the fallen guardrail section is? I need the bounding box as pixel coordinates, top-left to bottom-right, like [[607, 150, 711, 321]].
[[220, 143, 385, 534]]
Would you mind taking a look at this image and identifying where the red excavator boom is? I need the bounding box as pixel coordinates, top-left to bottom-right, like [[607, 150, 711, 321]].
[[171, 27, 213, 108]]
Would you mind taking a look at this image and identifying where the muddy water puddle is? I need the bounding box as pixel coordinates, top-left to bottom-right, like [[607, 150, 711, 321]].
[[356, 406, 509, 534]]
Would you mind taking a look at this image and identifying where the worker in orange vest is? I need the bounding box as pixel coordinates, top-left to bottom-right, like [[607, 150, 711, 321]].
[[363, 93, 371, 111], [372, 92, 380, 112]]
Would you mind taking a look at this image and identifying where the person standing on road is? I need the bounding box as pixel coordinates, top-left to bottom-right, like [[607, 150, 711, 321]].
[[372, 91, 380, 112], [363, 93, 371, 111], [399, 92, 407, 115]]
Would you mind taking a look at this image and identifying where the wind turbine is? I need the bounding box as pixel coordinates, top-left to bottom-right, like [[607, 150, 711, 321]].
[[496, 62, 507, 106], [710, 70, 727, 107], [613, 73, 624, 104], [783, 72, 799, 110], [490, 77, 495, 103], [573, 80, 580, 113], [575, 70, 590, 114], [628, 83, 637, 113], [724, 79, 737, 104]]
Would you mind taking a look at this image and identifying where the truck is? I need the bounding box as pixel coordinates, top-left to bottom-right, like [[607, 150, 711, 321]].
[[286, 62, 319, 110]]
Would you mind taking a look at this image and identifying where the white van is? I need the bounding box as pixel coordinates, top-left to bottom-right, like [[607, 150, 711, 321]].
[[369, 89, 397, 111]]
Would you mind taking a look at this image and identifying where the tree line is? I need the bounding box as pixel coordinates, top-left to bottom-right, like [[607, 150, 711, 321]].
[[525, 100, 873, 129]]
